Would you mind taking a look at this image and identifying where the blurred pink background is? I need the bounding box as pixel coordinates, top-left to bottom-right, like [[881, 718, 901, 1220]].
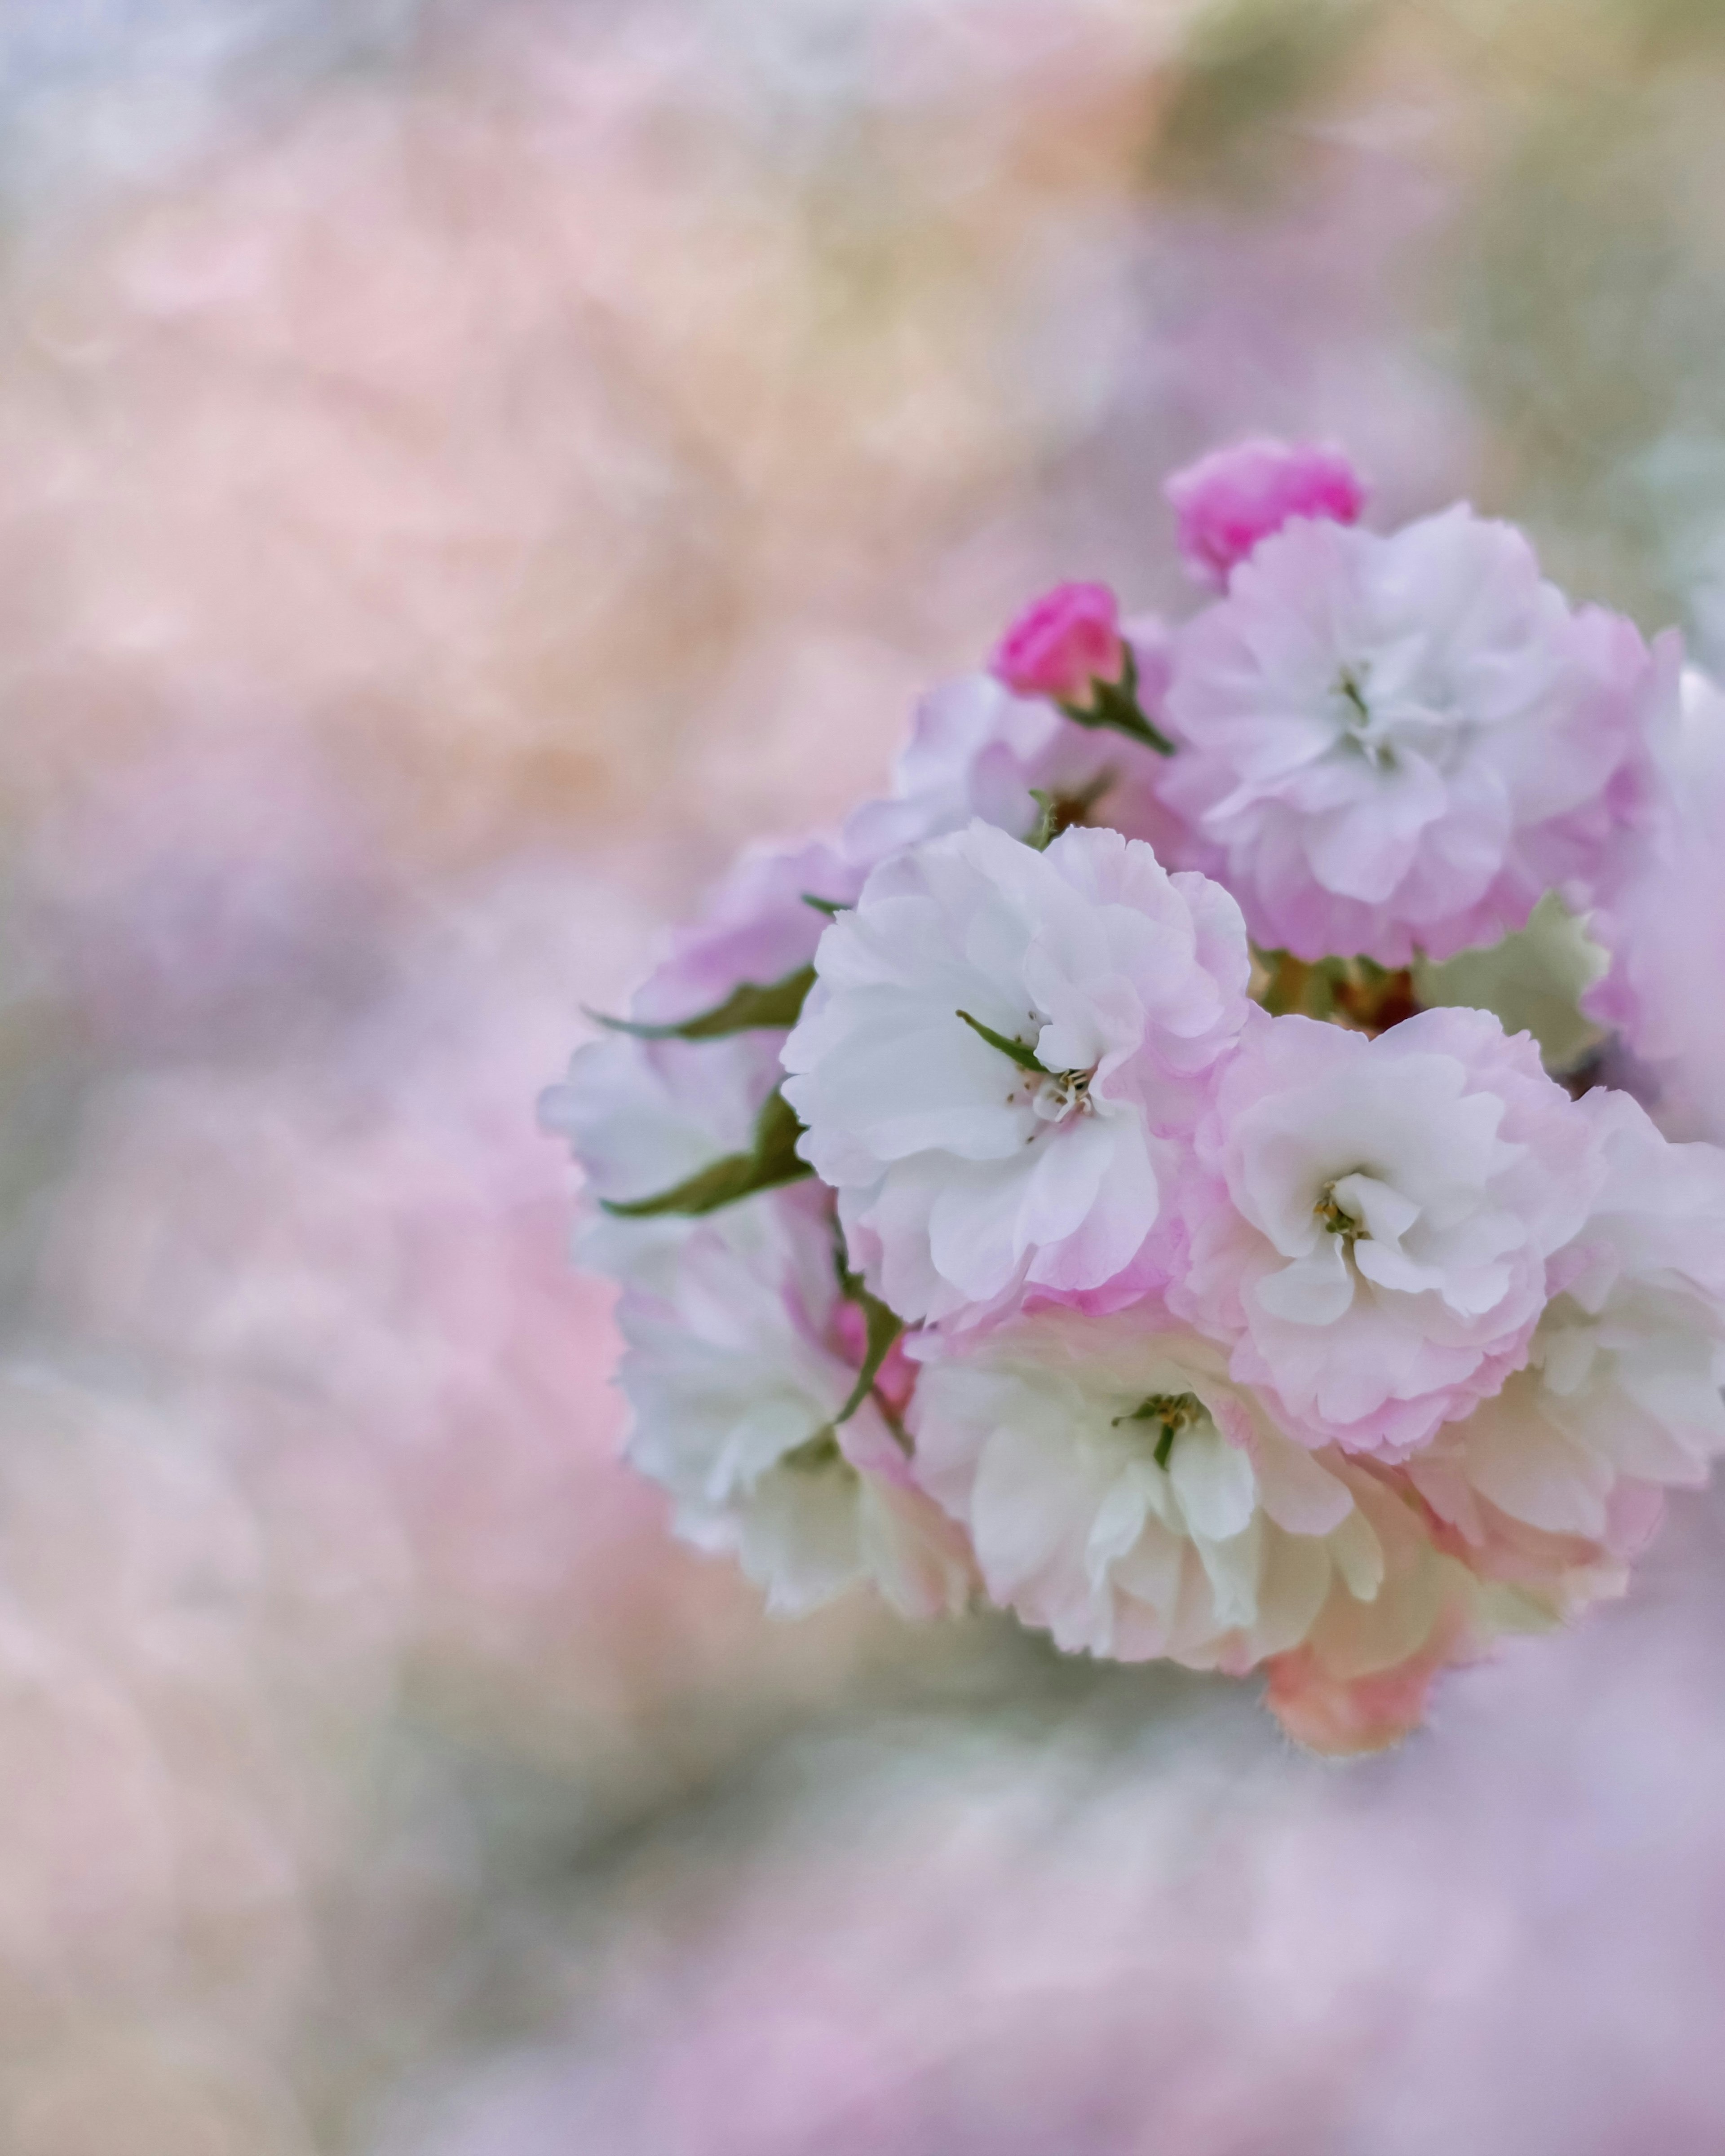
[[6, 2, 1725, 2149]]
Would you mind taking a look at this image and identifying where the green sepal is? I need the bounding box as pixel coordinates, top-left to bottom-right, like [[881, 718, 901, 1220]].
[[778, 1429, 844, 1474], [586, 963, 816, 1042], [1023, 768, 1118, 853], [956, 1008, 1047, 1074], [831, 1277, 905, 1429], [598, 1087, 813, 1219], [802, 894, 847, 918], [1058, 646, 1176, 756]]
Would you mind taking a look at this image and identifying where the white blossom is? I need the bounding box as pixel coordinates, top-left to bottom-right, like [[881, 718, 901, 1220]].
[[618, 1189, 972, 1617], [781, 820, 1252, 1324], [910, 1307, 1382, 1667]]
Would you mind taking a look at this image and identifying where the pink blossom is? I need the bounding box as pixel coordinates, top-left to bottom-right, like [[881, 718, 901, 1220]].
[[1172, 1006, 1601, 1458], [1160, 507, 1652, 965], [990, 581, 1124, 704], [1165, 435, 1368, 589]]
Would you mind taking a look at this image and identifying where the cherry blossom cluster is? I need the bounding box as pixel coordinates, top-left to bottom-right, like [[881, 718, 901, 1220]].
[[544, 436, 1725, 1754]]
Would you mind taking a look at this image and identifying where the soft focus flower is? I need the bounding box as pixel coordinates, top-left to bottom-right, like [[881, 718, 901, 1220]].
[[1583, 661, 1725, 1141], [1161, 508, 1652, 965], [910, 1306, 1380, 1668], [1173, 1006, 1599, 1458], [782, 820, 1252, 1324], [990, 581, 1125, 704], [1260, 1464, 1509, 1754], [1406, 1088, 1725, 1603], [618, 1186, 973, 1617], [885, 652, 1187, 859], [625, 833, 875, 1030], [1163, 435, 1367, 590]]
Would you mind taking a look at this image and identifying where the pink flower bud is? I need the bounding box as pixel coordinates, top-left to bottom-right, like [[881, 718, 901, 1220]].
[[1165, 436, 1367, 589], [991, 581, 1124, 704]]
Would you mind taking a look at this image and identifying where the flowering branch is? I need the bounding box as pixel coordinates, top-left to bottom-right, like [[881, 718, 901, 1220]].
[[544, 428, 1725, 1755]]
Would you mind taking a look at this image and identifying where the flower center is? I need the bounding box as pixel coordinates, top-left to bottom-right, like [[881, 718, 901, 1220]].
[[1112, 1389, 1206, 1469], [1029, 1066, 1094, 1123], [956, 1008, 1097, 1129], [1334, 664, 1396, 771], [1315, 1179, 1367, 1244]]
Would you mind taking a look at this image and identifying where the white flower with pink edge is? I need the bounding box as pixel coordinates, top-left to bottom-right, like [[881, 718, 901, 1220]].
[[909, 1306, 1382, 1668], [781, 820, 1252, 1325]]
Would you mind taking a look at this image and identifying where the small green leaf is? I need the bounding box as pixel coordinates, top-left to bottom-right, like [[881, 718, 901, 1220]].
[[802, 894, 847, 918], [1025, 789, 1060, 852], [832, 1279, 905, 1429], [599, 1087, 813, 1218], [956, 1009, 1047, 1074], [586, 963, 816, 1042]]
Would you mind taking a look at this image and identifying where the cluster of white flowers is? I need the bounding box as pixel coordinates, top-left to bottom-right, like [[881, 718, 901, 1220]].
[[545, 437, 1725, 1753]]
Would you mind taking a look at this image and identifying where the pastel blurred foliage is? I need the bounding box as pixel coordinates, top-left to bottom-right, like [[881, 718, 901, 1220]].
[[5, 0, 1725, 2149]]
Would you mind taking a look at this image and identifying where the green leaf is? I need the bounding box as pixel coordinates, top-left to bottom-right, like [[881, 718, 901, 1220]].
[[956, 1008, 1047, 1074], [802, 894, 847, 918], [1025, 789, 1060, 852], [599, 1087, 813, 1218], [586, 963, 816, 1042], [831, 1279, 905, 1429]]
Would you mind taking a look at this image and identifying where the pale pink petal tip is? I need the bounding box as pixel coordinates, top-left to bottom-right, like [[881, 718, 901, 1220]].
[[1263, 1635, 1457, 1758]]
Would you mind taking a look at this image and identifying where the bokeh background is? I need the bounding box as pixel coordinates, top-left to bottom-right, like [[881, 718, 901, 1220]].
[[7, 2, 1725, 2149]]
